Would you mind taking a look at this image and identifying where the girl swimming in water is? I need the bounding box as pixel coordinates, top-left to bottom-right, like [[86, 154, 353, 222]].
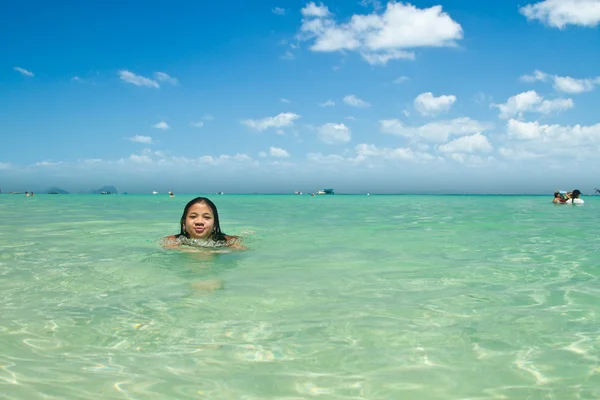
[[163, 197, 246, 249]]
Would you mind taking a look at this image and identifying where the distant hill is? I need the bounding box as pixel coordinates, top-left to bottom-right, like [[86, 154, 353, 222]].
[[46, 187, 69, 194], [91, 185, 118, 194]]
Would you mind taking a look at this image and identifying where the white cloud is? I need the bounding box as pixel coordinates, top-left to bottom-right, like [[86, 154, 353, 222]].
[[307, 153, 346, 163], [501, 118, 600, 160], [298, 1, 463, 65], [360, 50, 414, 64], [318, 123, 351, 144], [473, 92, 493, 105], [272, 7, 286, 15], [493, 90, 573, 119], [553, 76, 596, 93], [319, 99, 335, 107], [128, 135, 153, 144], [154, 72, 179, 86], [393, 76, 410, 84], [498, 147, 543, 160], [280, 98, 291, 103], [507, 119, 600, 143], [380, 117, 492, 142], [521, 69, 599, 93], [120, 149, 256, 167], [520, 0, 600, 29], [537, 98, 575, 114], [33, 161, 63, 167], [507, 119, 543, 140], [448, 154, 495, 166], [414, 92, 456, 116], [270, 147, 290, 157], [0, 162, 11, 170], [281, 51, 296, 60], [130, 154, 153, 164], [438, 133, 492, 153], [494, 91, 542, 119], [83, 158, 103, 164], [14, 67, 34, 77], [258, 151, 267, 158], [242, 112, 301, 131], [355, 143, 437, 162], [153, 121, 170, 130], [119, 70, 159, 88], [360, 0, 383, 11], [190, 114, 214, 127], [520, 69, 549, 83], [301, 2, 331, 17], [218, 154, 254, 163], [343, 94, 371, 107]]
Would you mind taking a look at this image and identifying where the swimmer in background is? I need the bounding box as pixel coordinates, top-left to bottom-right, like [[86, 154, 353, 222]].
[[564, 189, 584, 205], [552, 191, 565, 203], [163, 196, 246, 250], [169, 191, 174, 198]]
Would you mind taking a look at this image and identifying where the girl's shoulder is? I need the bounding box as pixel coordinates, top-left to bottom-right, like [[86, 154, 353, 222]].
[[161, 235, 182, 248]]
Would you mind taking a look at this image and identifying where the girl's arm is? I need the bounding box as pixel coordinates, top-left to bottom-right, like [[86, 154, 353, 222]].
[[225, 235, 248, 250]]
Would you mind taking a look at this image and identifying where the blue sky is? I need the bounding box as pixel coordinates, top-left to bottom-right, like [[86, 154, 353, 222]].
[[2, 0, 600, 194]]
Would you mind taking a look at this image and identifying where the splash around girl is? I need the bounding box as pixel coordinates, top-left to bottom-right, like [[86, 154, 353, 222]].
[[162, 197, 246, 250]]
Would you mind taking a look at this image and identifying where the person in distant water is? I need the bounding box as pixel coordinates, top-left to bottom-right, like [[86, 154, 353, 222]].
[[25, 192, 30, 197], [169, 191, 174, 198], [564, 189, 584, 205], [552, 191, 563, 203], [163, 197, 246, 249], [552, 191, 568, 203]]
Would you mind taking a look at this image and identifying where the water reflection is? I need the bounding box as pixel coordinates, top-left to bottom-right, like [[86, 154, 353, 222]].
[[153, 245, 243, 296]]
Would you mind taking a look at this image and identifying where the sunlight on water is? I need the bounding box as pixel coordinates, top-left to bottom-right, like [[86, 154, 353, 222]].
[[1, 194, 600, 399]]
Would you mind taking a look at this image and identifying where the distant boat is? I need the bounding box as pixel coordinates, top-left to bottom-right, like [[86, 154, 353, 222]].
[[152, 191, 159, 195], [217, 192, 224, 195], [316, 188, 335, 195], [294, 191, 303, 195], [100, 191, 111, 195]]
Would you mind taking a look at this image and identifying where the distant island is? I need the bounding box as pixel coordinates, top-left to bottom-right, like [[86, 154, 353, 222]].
[[46, 187, 69, 194], [90, 185, 118, 194]]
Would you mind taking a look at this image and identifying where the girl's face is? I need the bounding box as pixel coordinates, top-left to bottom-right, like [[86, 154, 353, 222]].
[[184, 202, 215, 239]]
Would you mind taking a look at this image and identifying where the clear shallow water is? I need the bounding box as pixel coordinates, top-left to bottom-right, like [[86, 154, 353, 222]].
[[1, 194, 600, 399]]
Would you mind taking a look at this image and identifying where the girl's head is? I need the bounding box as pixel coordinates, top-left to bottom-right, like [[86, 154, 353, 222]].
[[572, 189, 581, 199], [179, 197, 226, 241]]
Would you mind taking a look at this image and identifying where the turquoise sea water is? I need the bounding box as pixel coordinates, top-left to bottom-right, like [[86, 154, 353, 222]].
[[1, 194, 599, 399]]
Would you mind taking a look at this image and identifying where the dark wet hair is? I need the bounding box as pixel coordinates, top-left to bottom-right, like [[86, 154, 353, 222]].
[[178, 197, 227, 242], [554, 191, 560, 198], [572, 189, 581, 199]]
